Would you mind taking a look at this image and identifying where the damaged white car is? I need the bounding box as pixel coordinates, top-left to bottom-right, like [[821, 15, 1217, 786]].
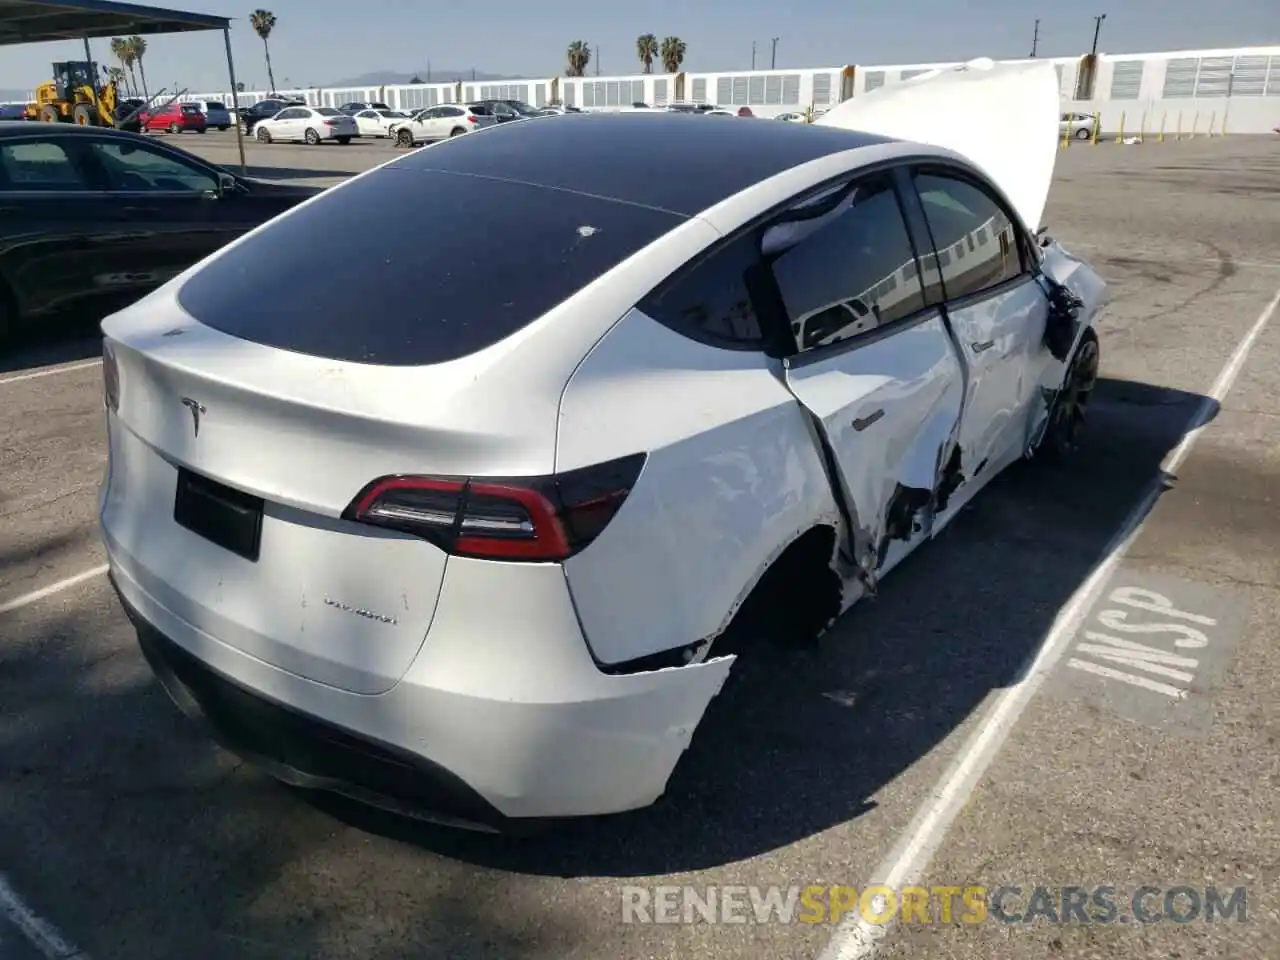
[[98, 58, 1105, 832]]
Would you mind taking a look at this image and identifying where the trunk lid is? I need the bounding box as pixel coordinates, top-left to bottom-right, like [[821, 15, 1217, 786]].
[[816, 58, 1059, 232], [99, 297, 564, 696]]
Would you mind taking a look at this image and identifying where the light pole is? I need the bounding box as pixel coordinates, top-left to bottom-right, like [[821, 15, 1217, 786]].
[[1030, 19, 1040, 57], [1090, 14, 1106, 55], [770, 37, 779, 69], [752, 40, 756, 70]]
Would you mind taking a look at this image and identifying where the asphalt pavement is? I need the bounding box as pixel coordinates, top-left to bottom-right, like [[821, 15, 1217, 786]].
[[0, 132, 1277, 960]]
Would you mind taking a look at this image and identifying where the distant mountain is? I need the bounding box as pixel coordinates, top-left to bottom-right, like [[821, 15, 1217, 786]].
[[326, 69, 525, 86]]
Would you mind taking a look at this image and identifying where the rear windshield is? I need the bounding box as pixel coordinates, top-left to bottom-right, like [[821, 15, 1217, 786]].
[[205, 101, 225, 109], [176, 167, 685, 366], [181, 105, 201, 113], [316, 107, 341, 116]]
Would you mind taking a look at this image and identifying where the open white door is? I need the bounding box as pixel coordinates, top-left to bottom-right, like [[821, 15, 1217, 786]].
[[816, 58, 1060, 233]]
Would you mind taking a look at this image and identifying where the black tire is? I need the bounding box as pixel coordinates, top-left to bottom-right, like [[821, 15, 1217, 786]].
[[1036, 330, 1100, 462], [169, 121, 181, 134], [0, 282, 17, 349], [218, 125, 228, 131], [256, 126, 272, 143], [1075, 126, 1091, 140], [304, 127, 320, 145], [336, 136, 351, 145], [449, 126, 465, 137], [397, 128, 414, 147], [38, 105, 60, 124], [196, 128, 207, 134], [72, 103, 95, 126]]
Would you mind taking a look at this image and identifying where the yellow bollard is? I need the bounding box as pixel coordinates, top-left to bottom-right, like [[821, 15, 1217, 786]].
[[1115, 110, 1125, 142], [1158, 111, 1166, 142], [1175, 112, 1182, 140], [1139, 110, 1147, 142], [1191, 111, 1199, 138], [1222, 108, 1229, 136], [1208, 110, 1216, 136], [1090, 113, 1100, 144]]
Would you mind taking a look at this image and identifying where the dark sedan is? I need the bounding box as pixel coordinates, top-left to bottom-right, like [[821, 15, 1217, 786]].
[[0, 122, 320, 344], [237, 97, 306, 134]]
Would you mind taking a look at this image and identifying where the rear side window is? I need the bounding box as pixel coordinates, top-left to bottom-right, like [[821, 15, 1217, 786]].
[[206, 102, 225, 110], [316, 107, 341, 117], [177, 168, 686, 366], [912, 172, 1025, 301], [637, 232, 765, 349]]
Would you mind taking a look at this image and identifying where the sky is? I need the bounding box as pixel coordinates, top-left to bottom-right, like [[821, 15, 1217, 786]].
[[1, 0, 1277, 93]]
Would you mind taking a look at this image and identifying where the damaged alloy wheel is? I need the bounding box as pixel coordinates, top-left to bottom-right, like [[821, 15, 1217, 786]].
[[1037, 330, 1100, 462]]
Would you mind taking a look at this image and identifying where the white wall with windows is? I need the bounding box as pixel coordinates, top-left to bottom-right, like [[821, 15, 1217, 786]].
[[157, 43, 1280, 133]]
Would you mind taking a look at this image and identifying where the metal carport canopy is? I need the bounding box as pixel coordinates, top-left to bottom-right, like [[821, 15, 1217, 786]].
[[0, 0, 249, 171]]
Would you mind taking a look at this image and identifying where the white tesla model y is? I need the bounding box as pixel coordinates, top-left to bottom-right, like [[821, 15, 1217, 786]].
[[98, 59, 1107, 832]]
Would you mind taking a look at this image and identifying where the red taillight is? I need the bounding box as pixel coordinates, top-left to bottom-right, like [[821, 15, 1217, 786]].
[[102, 340, 119, 412], [467, 115, 477, 123], [343, 453, 646, 562], [324, 119, 337, 125]]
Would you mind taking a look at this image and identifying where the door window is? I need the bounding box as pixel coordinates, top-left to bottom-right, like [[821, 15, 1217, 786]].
[[88, 141, 218, 193], [912, 171, 1026, 301], [769, 173, 927, 352], [0, 139, 93, 191]]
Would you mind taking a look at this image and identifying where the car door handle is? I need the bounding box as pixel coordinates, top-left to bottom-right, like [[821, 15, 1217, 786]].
[[852, 409, 885, 431], [971, 339, 995, 354]]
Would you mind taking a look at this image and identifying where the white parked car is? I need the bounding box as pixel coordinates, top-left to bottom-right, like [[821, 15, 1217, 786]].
[[776, 111, 808, 123], [98, 58, 1105, 833], [254, 105, 358, 145], [1060, 111, 1096, 139], [387, 104, 495, 146], [352, 108, 409, 138]]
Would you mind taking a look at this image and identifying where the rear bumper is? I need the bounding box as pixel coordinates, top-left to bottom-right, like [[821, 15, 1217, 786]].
[[105, 544, 734, 827]]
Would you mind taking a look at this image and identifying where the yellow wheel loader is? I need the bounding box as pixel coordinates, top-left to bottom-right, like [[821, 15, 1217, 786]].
[[24, 61, 120, 126]]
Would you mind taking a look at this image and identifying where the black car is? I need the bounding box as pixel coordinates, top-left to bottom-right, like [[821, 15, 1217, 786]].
[[237, 97, 306, 134], [337, 101, 391, 115], [470, 99, 540, 122], [0, 122, 320, 343]]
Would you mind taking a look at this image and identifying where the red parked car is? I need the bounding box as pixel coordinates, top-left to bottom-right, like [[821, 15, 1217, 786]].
[[140, 102, 207, 134]]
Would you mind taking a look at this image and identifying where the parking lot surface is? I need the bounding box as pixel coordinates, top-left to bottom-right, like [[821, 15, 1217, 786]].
[[1, 133, 1278, 959]]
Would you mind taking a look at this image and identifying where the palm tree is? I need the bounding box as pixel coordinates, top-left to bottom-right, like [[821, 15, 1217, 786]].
[[635, 34, 657, 74], [109, 37, 136, 95], [249, 9, 278, 92], [565, 40, 590, 78], [660, 36, 686, 74], [129, 35, 149, 102]]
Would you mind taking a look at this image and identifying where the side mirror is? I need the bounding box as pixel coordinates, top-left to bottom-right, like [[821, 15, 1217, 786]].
[[216, 172, 238, 197]]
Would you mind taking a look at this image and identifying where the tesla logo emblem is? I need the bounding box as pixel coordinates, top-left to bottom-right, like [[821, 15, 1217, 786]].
[[180, 397, 206, 436]]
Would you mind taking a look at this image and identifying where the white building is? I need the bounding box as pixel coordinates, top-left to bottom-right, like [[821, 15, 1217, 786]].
[[113, 44, 1280, 134]]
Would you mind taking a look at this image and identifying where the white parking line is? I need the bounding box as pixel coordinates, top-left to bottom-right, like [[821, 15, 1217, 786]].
[[818, 282, 1280, 960], [0, 565, 109, 616], [0, 360, 101, 387], [0, 873, 88, 959]]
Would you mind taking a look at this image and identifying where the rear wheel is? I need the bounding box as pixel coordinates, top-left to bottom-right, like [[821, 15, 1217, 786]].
[[256, 126, 272, 143], [449, 126, 466, 137], [397, 128, 414, 147], [0, 283, 17, 349], [335, 135, 351, 145], [72, 103, 95, 126], [1075, 126, 1091, 140], [38, 105, 60, 123], [304, 127, 321, 145], [1036, 330, 1100, 462], [218, 125, 229, 131], [196, 128, 207, 134], [169, 121, 181, 134]]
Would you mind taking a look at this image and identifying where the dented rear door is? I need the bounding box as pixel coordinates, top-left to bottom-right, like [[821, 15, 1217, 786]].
[[773, 172, 965, 579]]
